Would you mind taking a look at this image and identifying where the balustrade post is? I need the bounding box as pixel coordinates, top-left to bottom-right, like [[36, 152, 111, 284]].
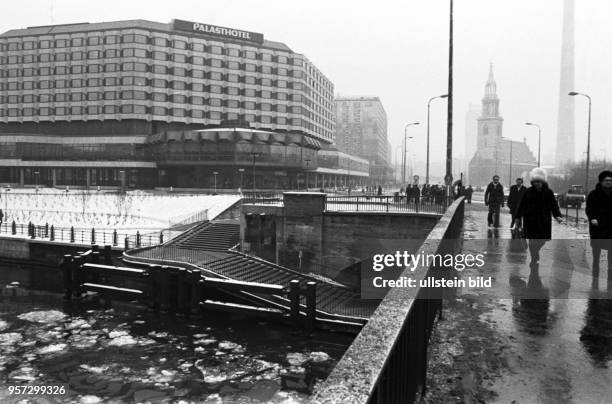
[[44, 223, 49, 237], [305, 281, 317, 332], [50, 225, 55, 241], [70, 226, 75, 243], [11, 221, 16, 235], [30, 223, 36, 239], [289, 280, 300, 326], [159, 232, 164, 244], [124, 236, 129, 250], [189, 269, 202, 318], [72, 255, 84, 299], [91, 227, 96, 244], [113, 229, 118, 246], [103, 245, 112, 265], [136, 231, 141, 247]]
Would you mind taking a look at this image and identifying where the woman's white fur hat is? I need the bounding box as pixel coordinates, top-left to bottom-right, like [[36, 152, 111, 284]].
[[529, 167, 547, 182]]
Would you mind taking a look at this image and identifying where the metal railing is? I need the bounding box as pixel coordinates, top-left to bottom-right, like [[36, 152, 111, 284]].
[[325, 194, 454, 214], [0, 220, 172, 249], [241, 191, 284, 205], [168, 208, 209, 227], [311, 197, 466, 404]]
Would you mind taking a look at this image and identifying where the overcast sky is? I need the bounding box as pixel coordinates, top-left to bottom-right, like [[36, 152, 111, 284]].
[[3, 0, 611, 174]]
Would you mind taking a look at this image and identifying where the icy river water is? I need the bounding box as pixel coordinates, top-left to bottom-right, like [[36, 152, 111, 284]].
[[0, 284, 353, 403]]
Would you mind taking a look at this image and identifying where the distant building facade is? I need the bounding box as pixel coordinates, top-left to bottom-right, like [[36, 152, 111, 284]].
[[334, 96, 390, 183], [468, 65, 537, 186]]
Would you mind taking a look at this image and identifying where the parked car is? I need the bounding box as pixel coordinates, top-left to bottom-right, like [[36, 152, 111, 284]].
[[557, 184, 585, 209]]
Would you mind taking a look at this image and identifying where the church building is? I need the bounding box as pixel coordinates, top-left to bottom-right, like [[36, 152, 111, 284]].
[[468, 65, 537, 187]]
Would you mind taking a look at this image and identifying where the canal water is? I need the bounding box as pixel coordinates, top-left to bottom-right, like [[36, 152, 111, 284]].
[[0, 270, 354, 403]]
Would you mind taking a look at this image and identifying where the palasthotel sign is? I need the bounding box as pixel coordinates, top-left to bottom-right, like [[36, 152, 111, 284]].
[[172, 19, 264, 44]]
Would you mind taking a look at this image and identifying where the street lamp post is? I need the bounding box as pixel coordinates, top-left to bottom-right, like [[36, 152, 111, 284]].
[[524, 122, 541, 167], [213, 171, 218, 194], [403, 122, 419, 184], [569, 91, 592, 192], [426, 94, 449, 184]]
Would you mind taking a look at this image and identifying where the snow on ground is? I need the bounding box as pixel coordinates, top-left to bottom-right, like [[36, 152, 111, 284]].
[[0, 188, 240, 233]]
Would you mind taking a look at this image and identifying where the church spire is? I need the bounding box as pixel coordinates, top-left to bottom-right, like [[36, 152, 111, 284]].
[[484, 63, 497, 99]]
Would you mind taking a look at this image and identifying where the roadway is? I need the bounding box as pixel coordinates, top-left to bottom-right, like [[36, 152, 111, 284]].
[[424, 203, 612, 404]]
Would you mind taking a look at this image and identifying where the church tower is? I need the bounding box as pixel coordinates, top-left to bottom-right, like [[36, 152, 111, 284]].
[[468, 64, 537, 186], [476, 64, 503, 161]]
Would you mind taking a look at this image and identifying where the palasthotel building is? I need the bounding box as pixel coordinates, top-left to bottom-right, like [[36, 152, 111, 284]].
[[0, 19, 368, 189]]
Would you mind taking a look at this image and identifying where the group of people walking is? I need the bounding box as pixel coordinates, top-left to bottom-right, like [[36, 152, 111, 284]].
[[484, 167, 612, 284], [398, 183, 456, 205]]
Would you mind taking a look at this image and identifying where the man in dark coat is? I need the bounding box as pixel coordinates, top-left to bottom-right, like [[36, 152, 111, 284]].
[[507, 177, 527, 228], [465, 185, 473, 204], [514, 168, 563, 266], [585, 170, 612, 285], [485, 175, 505, 228]]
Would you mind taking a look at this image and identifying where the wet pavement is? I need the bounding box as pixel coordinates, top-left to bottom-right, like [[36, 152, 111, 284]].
[[0, 288, 353, 403], [425, 204, 612, 404]]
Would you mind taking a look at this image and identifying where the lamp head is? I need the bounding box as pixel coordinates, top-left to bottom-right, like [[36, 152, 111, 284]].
[[568, 91, 579, 96], [440, 94, 449, 99]]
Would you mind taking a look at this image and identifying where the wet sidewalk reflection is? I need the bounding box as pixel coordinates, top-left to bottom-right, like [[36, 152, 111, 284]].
[[457, 206, 612, 403]]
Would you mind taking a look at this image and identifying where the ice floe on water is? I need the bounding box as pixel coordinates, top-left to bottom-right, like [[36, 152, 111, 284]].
[[107, 335, 138, 346], [79, 364, 109, 374], [8, 366, 38, 382], [194, 338, 217, 346], [0, 319, 8, 331], [0, 332, 22, 345], [79, 395, 103, 404], [37, 343, 68, 355], [17, 310, 67, 323]]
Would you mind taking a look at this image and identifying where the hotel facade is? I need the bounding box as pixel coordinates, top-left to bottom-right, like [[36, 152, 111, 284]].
[[0, 19, 369, 189]]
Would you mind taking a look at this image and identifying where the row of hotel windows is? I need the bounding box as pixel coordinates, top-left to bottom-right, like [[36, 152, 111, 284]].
[[2, 64, 304, 86], [2, 62, 302, 81], [1, 79, 307, 100], [2, 51, 301, 75], [0, 106, 305, 124], [1, 35, 295, 64], [1, 92, 308, 112]]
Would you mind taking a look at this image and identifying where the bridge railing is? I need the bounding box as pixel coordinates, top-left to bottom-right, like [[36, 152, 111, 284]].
[[325, 195, 454, 214], [0, 220, 170, 249], [311, 197, 465, 404]]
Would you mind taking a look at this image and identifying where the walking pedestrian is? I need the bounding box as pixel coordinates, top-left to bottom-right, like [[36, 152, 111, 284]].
[[514, 168, 563, 267], [377, 185, 383, 196], [585, 170, 612, 287], [0, 208, 3, 227], [465, 185, 473, 204], [485, 175, 505, 228], [508, 178, 527, 228]]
